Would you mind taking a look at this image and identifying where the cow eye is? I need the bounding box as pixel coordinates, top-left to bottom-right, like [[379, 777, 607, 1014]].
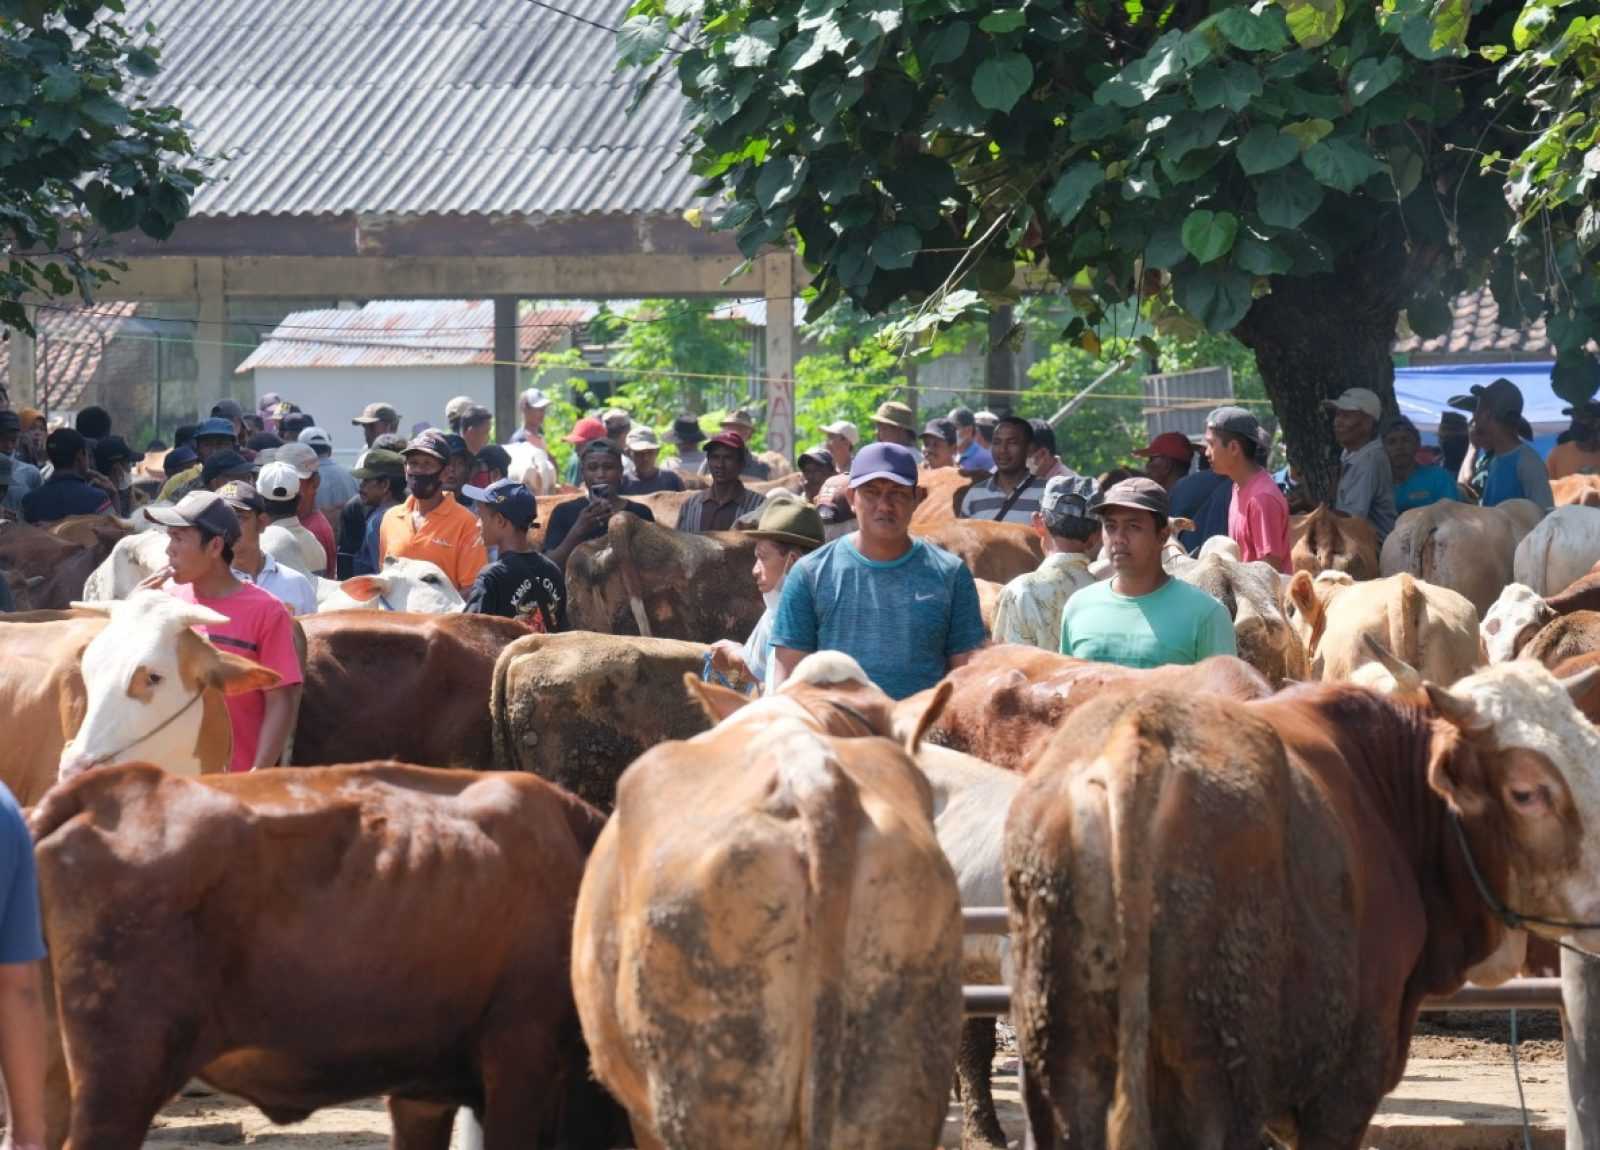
[[422, 575, 439, 585], [147, 672, 163, 686]]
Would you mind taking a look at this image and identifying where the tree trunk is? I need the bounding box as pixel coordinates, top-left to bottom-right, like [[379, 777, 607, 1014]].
[[987, 305, 1015, 412], [1234, 223, 1433, 505]]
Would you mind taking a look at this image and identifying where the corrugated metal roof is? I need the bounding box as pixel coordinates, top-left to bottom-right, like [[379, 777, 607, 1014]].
[[234, 301, 592, 371], [126, 0, 702, 218]]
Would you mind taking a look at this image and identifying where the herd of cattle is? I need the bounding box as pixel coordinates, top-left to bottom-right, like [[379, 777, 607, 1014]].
[[7, 473, 1600, 1149]]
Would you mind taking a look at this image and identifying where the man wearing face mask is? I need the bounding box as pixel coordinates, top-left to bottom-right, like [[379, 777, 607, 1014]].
[[1027, 419, 1073, 480], [378, 430, 488, 591], [93, 436, 139, 516], [707, 500, 826, 692]]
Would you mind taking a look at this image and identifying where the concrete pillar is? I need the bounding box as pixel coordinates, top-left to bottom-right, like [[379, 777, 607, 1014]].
[[1566, 947, 1600, 1148], [762, 250, 795, 460], [194, 258, 226, 413], [493, 296, 518, 444], [7, 313, 36, 409]]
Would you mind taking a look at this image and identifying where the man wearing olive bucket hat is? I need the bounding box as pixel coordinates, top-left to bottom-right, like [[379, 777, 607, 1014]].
[[705, 499, 826, 693]]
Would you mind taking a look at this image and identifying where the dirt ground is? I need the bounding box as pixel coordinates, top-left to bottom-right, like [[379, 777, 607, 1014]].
[[137, 1013, 1569, 1149]]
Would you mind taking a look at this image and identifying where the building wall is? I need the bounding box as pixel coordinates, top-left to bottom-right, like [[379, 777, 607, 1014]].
[[249, 365, 491, 466]]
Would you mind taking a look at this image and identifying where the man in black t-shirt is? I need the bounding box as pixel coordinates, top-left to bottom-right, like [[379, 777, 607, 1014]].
[[461, 478, 568, 632], [543, 440, 655, 568]]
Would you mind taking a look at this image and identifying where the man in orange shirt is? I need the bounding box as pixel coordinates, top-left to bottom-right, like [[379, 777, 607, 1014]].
[[1548, 400, 1600, 479], [378, 430, 488, 590]]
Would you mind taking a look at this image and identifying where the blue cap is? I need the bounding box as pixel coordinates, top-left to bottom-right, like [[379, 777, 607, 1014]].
[[462, 478, 537, 528], [194, 416, 236, 441], [848, 441, 919, 489]]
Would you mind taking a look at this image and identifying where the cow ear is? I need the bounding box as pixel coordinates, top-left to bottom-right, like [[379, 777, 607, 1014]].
[[1426, 725, 1489, 818], [206, 652, 283, 697], [683, 673, 750, 725], [905, 680, 953, 756], [339, 575, 389, 602], [1286, 571, 1317, 618]]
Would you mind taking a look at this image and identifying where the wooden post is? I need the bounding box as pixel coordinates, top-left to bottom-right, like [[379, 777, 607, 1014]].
[[1565, 948, 1600, 1148], [986, 305, 1014, 413], [493, 296, 518, 445], [762, 251, 795, 460]]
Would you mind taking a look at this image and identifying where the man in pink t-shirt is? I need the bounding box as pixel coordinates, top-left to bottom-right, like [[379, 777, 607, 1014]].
[[1204, 406, 1290, 571], [144, 491, 305, 772]]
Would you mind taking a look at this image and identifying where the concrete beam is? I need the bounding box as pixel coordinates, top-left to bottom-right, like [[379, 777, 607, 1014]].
[[493, 296, 518, 445], [762, 250, 796, 460], [94, 255, 778, 302], [194, 258, 227, 415]]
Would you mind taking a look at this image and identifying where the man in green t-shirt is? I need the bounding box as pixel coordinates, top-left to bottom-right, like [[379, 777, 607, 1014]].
[[1059, 477, 1237, 669]]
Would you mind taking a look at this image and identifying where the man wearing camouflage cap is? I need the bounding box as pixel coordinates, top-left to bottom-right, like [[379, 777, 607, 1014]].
[[992, 476, 1103, 650]]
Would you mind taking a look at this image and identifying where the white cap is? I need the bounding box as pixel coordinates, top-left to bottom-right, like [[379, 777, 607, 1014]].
[[256, 460, 302, 501], [625, 427, 660, 451], [297, 426, 333, 450], [1321, 388, 1383, 420], [273, 441, 320, 479], [519, 388, 552, 411], [821, 420, 859, 446], [974, 409, 1000, 428]]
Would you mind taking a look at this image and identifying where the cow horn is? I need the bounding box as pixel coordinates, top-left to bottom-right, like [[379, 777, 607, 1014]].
[[1360, 633, 1422, 693], [905, 680, 954, 757], [1424, 682, 1491, 734], [67, 600, 114, 616], [1557, 664, 1600, 705]]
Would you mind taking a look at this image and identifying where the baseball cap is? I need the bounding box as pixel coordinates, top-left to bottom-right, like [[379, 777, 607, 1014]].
[[245, 432, 284, 453], [743, 499, 825, 551], [441, 432, 473, 459], [216, 480, 265, 515], [462, 477, 537, 528], [256, 460, 303, 501], [669, 414, 705, 446], [1564, 401, 1600, 419], [921, 418, 958, 445], [948, 406, 976, 429], [821, 420, 860, 446], [163, 446, 198, 476], [351, 449, 405, 479], [404, 430, 452, 463], [1133, 431, 1195, 463], [274, 441, 321, 479], [444, 396, 476, 426], [1439, 411, 1469, 430], [580, 438, 623, 462], [848, 441, 919, 488], [973, 409, 1000, 428], [258, 392, 283, 413], [872, 401, 916, 433], [1205, 406, 1264, 443], [799, 445, 836, 471], [564, 417, 608, 445], [601, 407, 631, 427], [459, 403, 493, 428], [144, 490, 241, 543], [1449, 377, 1525, 419], [519, 388, 552, 411], [297, 426, 333, 452], [210, 398, 244, 422], [0, 410, 20, 433], [200, 449, 255, 487], [625, 427, 661, 452], [1321, 388, 1383, 420], [705, 431, 748, 458], [93, 435, 136, 471], [721, 408, 757, 432], [194, 416, 236, 441], [353, 402, 400, 426], [1041, 475, 1098, 524], [1092, 476, 1171, 518]]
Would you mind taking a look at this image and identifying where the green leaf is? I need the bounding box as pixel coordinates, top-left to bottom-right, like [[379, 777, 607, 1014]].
[[835, 235, 872, 288], [1173, 265, 1255, 332], [1348, 56, 1402, 106], [972, 52, 1034, 113], [125, 47, 159, 77], [1513, 5, 1553, 50], [978, 9, 1026, 34], [1280, 117, 1334, 151], [1181, 209, 1239, 264], [1237, 126, 1300, 175], [1192, 61, 1263, 112], [1211, 7, 1291, 51], [1478, 43, 1507, 63], [1386, 145, 1424, 198], [1232, 233, 1294, 275], [616, 16, 669, 66], [1256, 166, 1325, 228], [755, 155, 808, 209], [1144, 222, 1187, 269], [808, 74, 865, 123], [920, 22, 970, 66], [1070, 104, 1123, 143], [40, 65, 81, 102], [1400, 0, 1469, 59], [727, 19, 781, 67], [1277, 0, 1345, 48], [870, 224, 922, 270], [1303, 136, 1384, 193], [1164, 109, 1230, 162], [792, 17, 851, 70], [81, 94, 130, 127], [1046, 161, 1104, 225], [1405, 292, 1453, 339]]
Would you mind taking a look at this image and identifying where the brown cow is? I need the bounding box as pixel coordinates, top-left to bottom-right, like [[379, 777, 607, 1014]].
[[294, 612, 530, 769], [1171, 541, 1306, 685], [0, 518, 117, 611], [565, 511, 762, 641], [1285, 571, 1482, 686], [1379, 501, 1533, 616], [909, 467, 978, 527], [572, 652, 962, 1150], [1520, 610, 1600, 669], [893, 645, 1272, 772], [32, 761, 628, 1149], [490, 631, 711, 811], [1006, 660, 1600, 1149], [1290, 504, 1379, 580], [914, 519, 1043, 583], [1554, 474, 1600, 507]]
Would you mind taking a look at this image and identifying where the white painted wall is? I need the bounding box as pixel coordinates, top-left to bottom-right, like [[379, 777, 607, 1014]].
[[250, 365, 492, 466]]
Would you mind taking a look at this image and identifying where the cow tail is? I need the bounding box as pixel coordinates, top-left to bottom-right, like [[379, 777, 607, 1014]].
[[1418, 519, 1440, 582], [489, 646, 520, 773], [1390, 572, 1420, 670], [609, 515, 653, 638], [1105, 717, 1160, 1150]]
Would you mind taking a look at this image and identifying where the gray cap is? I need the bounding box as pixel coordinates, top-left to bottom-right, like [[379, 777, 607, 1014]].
[[1206, 405, 1263, 442], [1091, 476, 1171, 518], [143, 490, 242, 544], [1041, 475, 1098, 524]]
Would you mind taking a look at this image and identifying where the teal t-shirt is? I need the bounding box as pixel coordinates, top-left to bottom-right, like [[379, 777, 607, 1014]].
[[771, 535, 987, 700], [1394, 465, 1459, 513], [1059, 576, 1237, 669]]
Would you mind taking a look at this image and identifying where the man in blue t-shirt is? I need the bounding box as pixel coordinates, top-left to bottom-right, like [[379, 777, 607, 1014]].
[[771, 442, 987, 699], [0, 780, 48, 1150], [1449, 378, 1553, 511], [1384, 417, 1458, 513]]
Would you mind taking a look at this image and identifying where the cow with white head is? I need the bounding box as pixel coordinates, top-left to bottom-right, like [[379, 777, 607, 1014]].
[[58, 590, 279, 780], [315, 556, 464, 614], [1481, 582, 1555, 663]]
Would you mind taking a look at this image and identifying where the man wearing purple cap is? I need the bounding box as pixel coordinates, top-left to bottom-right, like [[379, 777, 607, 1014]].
[[770, 442, 987, 699]]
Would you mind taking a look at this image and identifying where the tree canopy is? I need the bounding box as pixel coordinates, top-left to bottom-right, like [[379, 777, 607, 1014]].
[[622, 0, 1600, 494], [0, 0, 201, 333]]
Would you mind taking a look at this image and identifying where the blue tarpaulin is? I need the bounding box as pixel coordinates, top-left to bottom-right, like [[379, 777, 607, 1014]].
[[1394, 361, 1563, 456]]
